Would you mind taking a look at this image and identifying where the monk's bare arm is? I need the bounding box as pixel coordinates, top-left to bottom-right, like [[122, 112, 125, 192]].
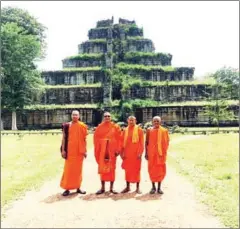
[[115, 125, 122, 155], [138, 128, 144, 157], [145, 129, 150, 160], [120, 129, 125, 158], [84, 125, 88, 157], [61, 128, 66, 158], [93, 127, 99, 163], [165, 130, 170, 154]]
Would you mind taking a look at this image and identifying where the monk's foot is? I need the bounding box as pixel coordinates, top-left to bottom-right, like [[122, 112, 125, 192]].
[[135, 189, 142, 194], [157, 189, 164, 194], [62, 190, 70, 196], [121, 187, 130, 193], [110, 190, 118, 194], [76, 189, 86, 195], [149, 188, 156, 194], [96, 189, 105, 195]]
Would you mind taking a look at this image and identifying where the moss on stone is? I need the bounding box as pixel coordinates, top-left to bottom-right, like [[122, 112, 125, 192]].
[[64, 53, 104, 61], [44, 83, 102, 89], [116, 63, 175, 72]]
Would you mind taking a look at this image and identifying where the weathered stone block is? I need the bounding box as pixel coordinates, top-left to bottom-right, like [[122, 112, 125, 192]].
[[88, 28, 109, 40], [97, 17, 114, 28], [42, 87, 103, 104], [78, 41, 107, 54], [126, 39, 154, 52], [42, 70, 104, 85], [62, 58, 103, 68], [129, 85, 213, 102], [134, 105, 239, 126]]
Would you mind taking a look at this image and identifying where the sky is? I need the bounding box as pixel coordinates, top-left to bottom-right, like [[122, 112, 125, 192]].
[[1, 1, 239, 78]]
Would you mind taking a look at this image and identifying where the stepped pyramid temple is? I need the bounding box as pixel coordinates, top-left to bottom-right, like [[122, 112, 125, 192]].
[[2, 17, 239, 129]]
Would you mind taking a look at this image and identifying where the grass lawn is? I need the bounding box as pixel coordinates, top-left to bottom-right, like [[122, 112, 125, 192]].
[[168, 133, 239, 228], [1, 134, 94, 217]]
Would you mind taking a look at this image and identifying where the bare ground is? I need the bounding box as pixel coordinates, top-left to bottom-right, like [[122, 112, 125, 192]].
[[1, 135, 224, 228]]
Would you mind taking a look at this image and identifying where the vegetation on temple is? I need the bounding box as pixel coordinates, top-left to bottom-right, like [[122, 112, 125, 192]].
[[116, 63, 175, 72], [44, 83, 102, 89], [2, 15, 238, 129], [65, 53, 104, 61], [124, 51, 172, 60], [58, 67, 101, 72]]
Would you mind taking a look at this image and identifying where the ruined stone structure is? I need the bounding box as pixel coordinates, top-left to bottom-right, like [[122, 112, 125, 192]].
[[2, 17, 238, 129]]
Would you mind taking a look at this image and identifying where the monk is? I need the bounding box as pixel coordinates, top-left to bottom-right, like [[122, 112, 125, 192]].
[[145, 116, 170, 194], [94, 112, 122, 194], [60, 110, 88, 196], [120, 116, 144, 194]]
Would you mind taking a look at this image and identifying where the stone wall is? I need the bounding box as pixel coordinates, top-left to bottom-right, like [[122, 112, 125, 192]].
[[2, 105, 238, 130], [78, 41, 107, 54], [88, 28, 109, 40], [42, 87, 103, 104], [124, 54, 172, 66], [126, 27, 143, 37], [124, 68, 194, 81], [1, 108, 102, 130], [42, 70, 104, 85], [135, 105, 239, 126], [119, 18, 136, 25], [62, 58, 103, 68], [97, 17, 114, 28], [126, 39, 154, 52], [127, 85, 212, 101]]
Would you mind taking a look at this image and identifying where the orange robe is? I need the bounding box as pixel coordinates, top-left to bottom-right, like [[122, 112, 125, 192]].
[[121, 125, 144, 183], [60, 121, 88, 190], [147, 126, 170, 182], [94, 122, 121, 182]]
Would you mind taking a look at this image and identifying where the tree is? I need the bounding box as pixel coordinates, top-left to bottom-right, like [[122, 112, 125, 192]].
[[204, 67, 238, 132], [1, 6, 47, 59], [212, 66, 239, 99], [1, 21, 45, 130]]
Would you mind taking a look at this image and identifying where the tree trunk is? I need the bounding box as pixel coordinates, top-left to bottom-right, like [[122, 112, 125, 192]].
[[0, 118, 4, 130], [11, 111, 18, 130]]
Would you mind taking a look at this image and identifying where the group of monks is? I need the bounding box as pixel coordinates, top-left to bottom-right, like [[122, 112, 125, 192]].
[[60, 110, 170, 197]]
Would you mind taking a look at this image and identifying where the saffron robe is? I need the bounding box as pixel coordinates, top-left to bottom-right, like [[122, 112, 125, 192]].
[[146, 126, 170, 182], [94, 122, 121, 182], [60, 121, 88, 190], [121, 125, 144, 183]]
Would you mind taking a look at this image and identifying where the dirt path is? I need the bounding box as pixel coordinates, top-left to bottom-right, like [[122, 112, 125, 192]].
[[2, 135, 224, 228]]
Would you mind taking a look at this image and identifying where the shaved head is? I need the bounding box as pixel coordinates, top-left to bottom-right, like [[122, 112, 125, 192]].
[[72, 110, 80, 115], [127, 115, 136, 126], [71, 110, 80, 122], [104, 112, 111, 116], [103, 111, 111, 122], [152, 116, 161, 128], [128, 115, 136, 120], [153, 116, 161, 122]]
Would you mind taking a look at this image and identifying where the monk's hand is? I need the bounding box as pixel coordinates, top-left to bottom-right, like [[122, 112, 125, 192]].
[[61, 150, 66, 159], [145, 154, 148, 160], [137, 154, 142, 160], [84, 153, 87, 158]]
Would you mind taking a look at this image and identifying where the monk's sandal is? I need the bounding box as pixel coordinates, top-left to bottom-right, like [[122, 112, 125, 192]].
[[62, 190, 70, 196], [76, 189, 86, 194]]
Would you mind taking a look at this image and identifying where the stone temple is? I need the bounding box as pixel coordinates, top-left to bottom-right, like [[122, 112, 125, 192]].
[[2, 17, 238, 129]]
